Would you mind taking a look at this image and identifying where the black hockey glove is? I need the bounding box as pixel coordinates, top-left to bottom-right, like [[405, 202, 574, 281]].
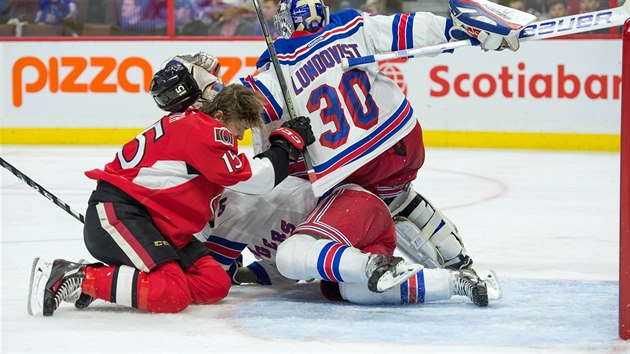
[[227, 254, 244, 285], [268, 116, 315, 162]]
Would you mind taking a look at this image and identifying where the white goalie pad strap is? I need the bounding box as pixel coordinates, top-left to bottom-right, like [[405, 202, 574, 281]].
[[394, 217, 442, 268], [387, 189, 434, 229], [423, 212, 445, 239]]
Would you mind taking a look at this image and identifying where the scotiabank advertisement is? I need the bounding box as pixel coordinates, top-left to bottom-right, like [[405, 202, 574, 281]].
[[0, 39, 622, 137]]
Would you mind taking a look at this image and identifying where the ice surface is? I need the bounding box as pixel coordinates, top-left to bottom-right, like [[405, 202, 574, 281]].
[[1, 145, 628, 353]]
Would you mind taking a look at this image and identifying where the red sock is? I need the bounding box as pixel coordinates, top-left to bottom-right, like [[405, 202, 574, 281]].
[[81, 261, 191, 313]]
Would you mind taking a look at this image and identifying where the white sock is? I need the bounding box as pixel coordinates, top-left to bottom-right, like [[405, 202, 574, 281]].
[[276, 234, 370, 283]]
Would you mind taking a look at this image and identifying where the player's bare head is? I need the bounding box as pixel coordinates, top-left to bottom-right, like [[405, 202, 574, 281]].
[[274, 0, 329, 38], [201, 84, 264, 130]]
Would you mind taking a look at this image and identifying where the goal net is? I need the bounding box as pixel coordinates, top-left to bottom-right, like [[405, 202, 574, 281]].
[[620, 19, 630, 341]]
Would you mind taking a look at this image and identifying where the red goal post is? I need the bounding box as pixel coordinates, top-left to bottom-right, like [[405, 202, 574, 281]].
[[621, 19, 630, 341]]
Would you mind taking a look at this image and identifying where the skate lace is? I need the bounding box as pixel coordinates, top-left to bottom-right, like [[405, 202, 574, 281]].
[[365, 254, 383, 276], [453, 274, 476, 298], [53, 277, 82, 309]]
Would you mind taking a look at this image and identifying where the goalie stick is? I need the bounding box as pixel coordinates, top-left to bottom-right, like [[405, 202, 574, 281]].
[[342, 0, 630, 69], [1, 157, 85, 223], [251, 0, 316, 181]]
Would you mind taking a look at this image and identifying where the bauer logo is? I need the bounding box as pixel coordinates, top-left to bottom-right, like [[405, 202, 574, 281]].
[[214, 127, 234, 146], [520, 11, 613, 38]]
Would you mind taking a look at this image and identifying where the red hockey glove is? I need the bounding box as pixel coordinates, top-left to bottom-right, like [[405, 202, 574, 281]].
[[269, 116, 315, 162]]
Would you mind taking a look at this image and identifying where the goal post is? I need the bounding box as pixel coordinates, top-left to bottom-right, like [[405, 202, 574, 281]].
[[620, 18, 630, 341]]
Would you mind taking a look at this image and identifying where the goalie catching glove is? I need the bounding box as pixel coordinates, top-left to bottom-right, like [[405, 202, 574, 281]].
[[269, 117, 316, 162], [449, 0, 536, 51]]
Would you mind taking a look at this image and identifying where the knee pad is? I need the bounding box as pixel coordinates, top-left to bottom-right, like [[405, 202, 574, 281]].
[[143, 262, 192, 313], [186, 256, 231, 305]]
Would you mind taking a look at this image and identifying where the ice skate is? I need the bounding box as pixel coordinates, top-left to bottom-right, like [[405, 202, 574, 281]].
[[478, 269, 503, 300], [27, 258, 87, 316], [450, 268, 489, 307], [366, 254, 423, 293]]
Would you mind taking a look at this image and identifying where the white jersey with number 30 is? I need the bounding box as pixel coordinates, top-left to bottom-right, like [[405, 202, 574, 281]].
[[241, 9, 453, 196]]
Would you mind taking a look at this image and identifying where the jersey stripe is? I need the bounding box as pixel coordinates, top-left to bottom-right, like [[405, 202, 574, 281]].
[[405, 13, 416, 48], [392, 13, 415, 51], [276, 16, 364, 65], [400, 271, 425, 304], [317, 242, 346, 282], [375, 183, 410, 200], [241, 76, 282, 123], [295, 189, 352, 245], [205, 236, 247, 267], [313, 100, 414, 181]]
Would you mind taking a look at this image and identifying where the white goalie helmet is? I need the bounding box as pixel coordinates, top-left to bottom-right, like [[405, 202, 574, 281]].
[[273, 0, 330, 38]]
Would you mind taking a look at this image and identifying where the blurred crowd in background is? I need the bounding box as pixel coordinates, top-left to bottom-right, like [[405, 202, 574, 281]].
[[0, 0, 620, 37]]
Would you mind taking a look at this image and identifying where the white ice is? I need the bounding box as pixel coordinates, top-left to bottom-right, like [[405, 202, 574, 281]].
[[1, 145, 628, 354]]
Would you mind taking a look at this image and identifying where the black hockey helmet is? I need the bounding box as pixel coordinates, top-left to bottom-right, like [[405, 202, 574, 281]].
[[150, 62, 201, 112]]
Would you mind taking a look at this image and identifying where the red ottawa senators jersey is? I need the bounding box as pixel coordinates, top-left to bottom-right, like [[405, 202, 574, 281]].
[[85, 108, 276, 249]]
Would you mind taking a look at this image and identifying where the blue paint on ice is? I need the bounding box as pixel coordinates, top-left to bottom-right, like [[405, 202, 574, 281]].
[[233, 279, 619, 347]]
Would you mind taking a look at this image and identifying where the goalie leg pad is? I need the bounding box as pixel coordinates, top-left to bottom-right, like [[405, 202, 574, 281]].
[[394, 216, 442, 268], [388, 189, 472, 269]]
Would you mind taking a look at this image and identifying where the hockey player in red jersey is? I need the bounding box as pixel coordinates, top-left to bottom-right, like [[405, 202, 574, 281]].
[[27, 62, 315, 316]]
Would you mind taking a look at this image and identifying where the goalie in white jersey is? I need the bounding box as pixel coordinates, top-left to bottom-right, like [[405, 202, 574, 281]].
[[197, 177, 502, 306], [236, 0, 532, 271]]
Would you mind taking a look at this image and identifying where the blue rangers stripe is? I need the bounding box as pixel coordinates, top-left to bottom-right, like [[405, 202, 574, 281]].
[[256, 9, 363, 68], [317, 242, 336, 281], [331, 246, 345, 282], [247, 262, 272, 285], [417, 271, 426, 303], [313, 99, 414, 174], [239, 77, 283, 123], [206, 235, 247, 250], [391, 13, 403, 51], [400, 281, 409, 304], [276, 21, 364, 66], [405, 13, 415, 48]]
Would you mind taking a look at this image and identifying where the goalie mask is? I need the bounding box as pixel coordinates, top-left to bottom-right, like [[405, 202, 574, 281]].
[[150, 62, 201, 113], [274, 0, 329, 38]]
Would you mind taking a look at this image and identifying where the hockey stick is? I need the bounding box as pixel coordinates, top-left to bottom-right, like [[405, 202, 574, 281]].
[[251, 0, 316, 179], [1, 157, 85, 223], [342, 0, 630, 69]]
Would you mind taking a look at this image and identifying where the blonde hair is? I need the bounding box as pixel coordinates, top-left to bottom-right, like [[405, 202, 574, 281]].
[[200, 84, 264, 130]]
